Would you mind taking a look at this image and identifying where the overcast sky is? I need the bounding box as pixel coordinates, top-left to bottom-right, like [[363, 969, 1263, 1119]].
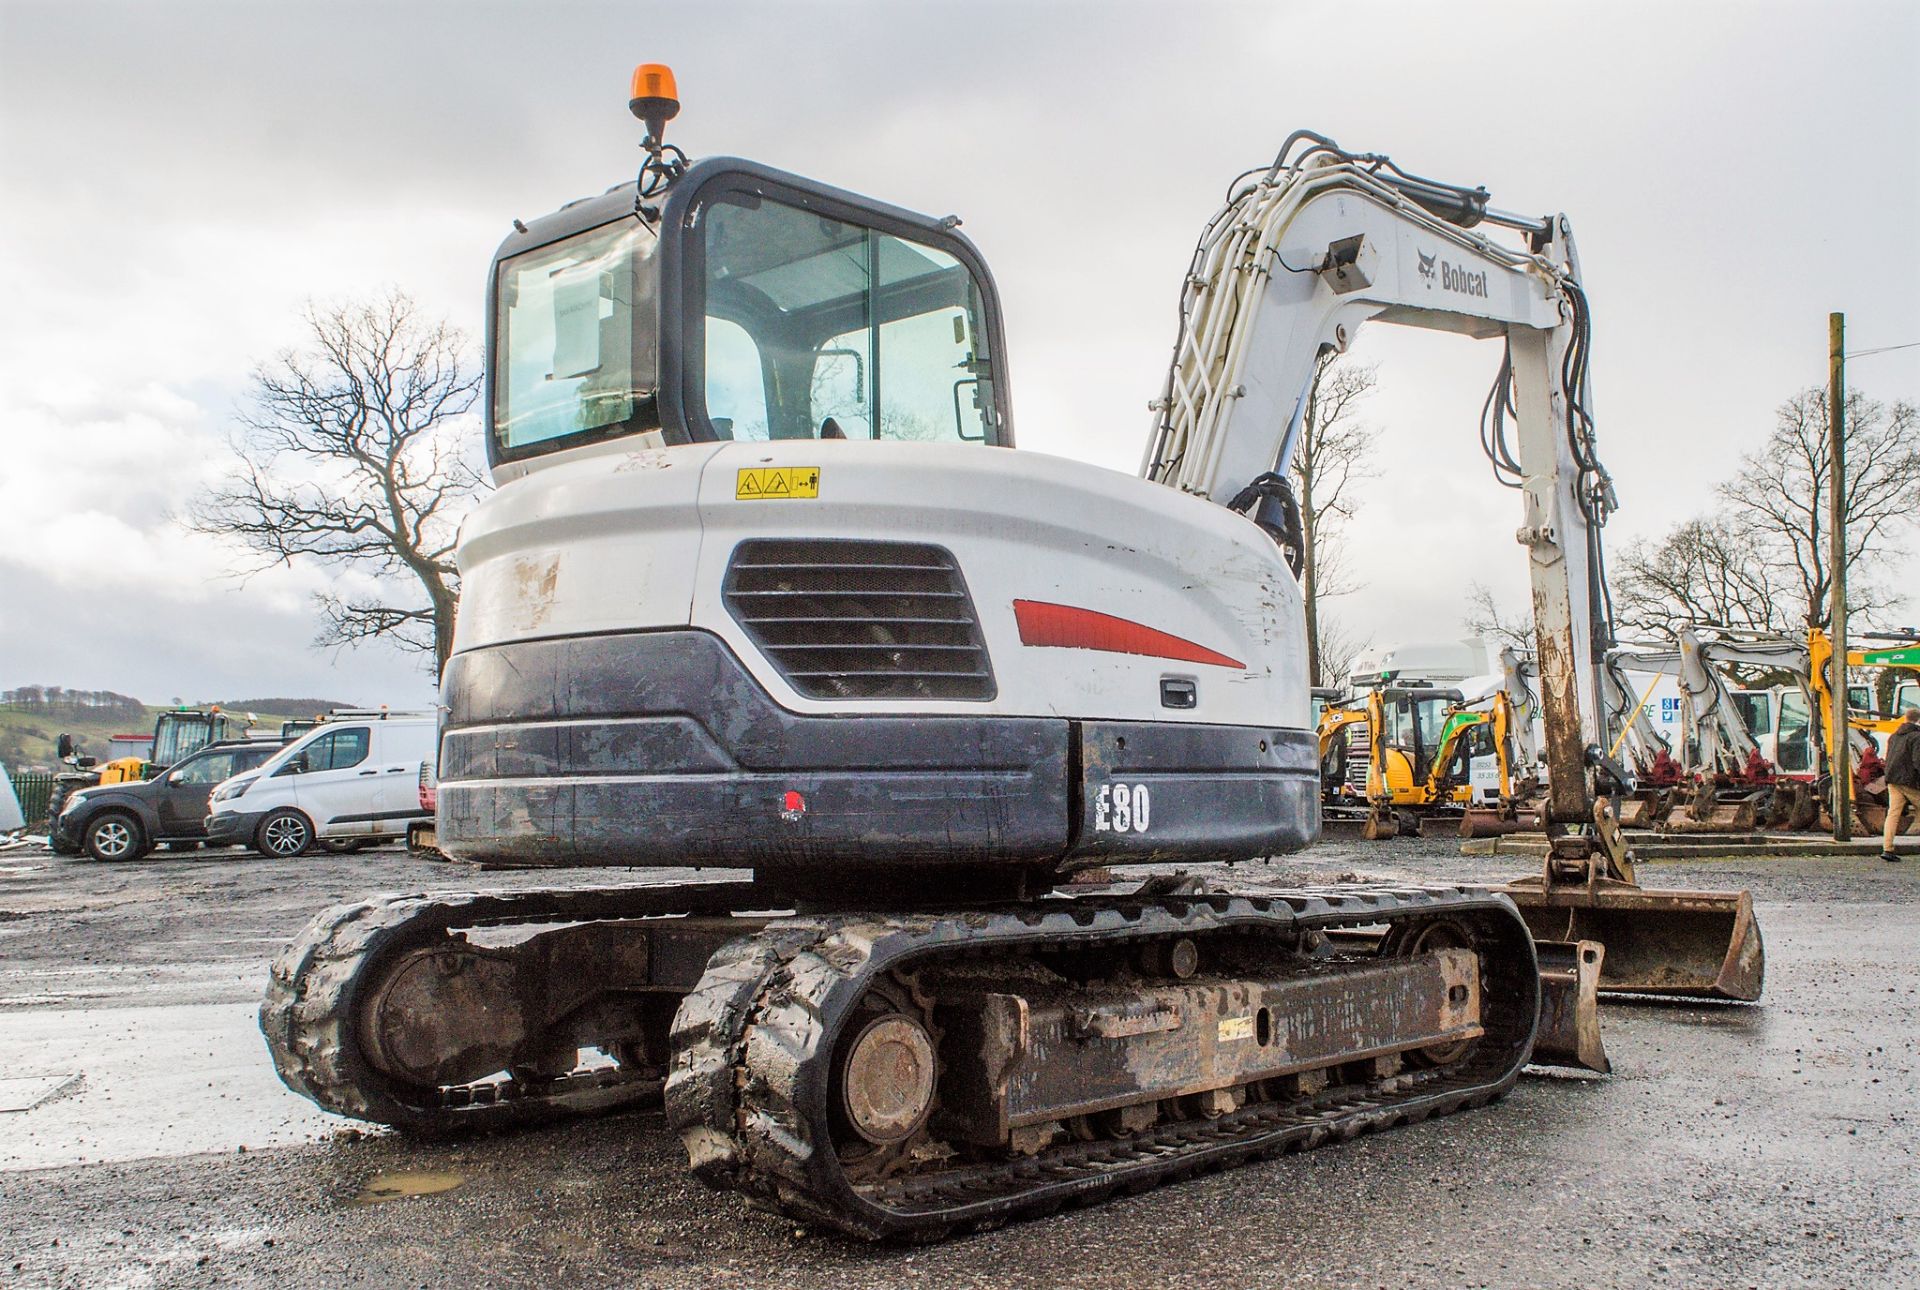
[[2, 0, 1916, 708]]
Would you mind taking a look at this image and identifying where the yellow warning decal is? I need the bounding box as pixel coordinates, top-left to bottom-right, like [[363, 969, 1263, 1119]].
[[1217, 1015, 1255, 1043], [735, 466, 821, 500]]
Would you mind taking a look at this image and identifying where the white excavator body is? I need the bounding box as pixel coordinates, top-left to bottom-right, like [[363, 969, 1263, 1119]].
[[262, 80, 1757, 1242], [456, 438, 1307, 729]]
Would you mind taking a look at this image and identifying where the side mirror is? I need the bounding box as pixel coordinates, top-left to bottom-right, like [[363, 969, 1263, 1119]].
[[57, 734, 74, 759], [77, 755, 98, 769]]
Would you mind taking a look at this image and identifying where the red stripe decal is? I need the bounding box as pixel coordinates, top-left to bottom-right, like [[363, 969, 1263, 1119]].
[[1012, 600, 1245, 669]]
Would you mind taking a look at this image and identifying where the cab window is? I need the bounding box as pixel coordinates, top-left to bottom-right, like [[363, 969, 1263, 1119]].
[[152, 718, 206, 767], [1414, 699, 1451, 755], [171, 749, 241, 787], [303, 728, 371, 772], [705, 317, 771, 440], [1732, 693, 1771, 736], [494, 220, 659, 456], [697, 191, 998, 444]]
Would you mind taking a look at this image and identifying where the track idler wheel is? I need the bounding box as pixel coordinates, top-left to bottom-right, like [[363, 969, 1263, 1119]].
[[1381, 918, 1478, 1067], [828, 977, 943, 1178], [840, 1015, 938, 1146], [359, 942, 537, 1088]]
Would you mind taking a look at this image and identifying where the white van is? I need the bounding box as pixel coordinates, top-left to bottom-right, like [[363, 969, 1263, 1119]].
[[203, 713, 438, 857]]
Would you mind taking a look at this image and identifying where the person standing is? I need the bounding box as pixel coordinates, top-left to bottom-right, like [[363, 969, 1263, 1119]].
[[1883, 708, 1920, 863]]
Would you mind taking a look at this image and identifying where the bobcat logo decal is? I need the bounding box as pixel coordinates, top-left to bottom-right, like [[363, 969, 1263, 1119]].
[[1417, 250, 1438, 284]]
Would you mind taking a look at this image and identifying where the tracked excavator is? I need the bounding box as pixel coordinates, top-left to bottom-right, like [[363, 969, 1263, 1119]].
[[263, 73, 1755, 1237], [1319, 648, 1544, 839], [1445, 662, 1548, 839], [1599, 631, 1786, 833], [1708, 626, 1920, 833]]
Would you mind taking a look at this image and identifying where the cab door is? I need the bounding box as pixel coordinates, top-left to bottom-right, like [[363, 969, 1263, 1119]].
[[155, 747, 245, 837], [288, 726, 373, 836], [1776, 692, 1814, 773]]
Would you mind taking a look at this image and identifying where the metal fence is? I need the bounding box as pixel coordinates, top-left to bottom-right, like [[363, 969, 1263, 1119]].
[[10, 770, 55, 827]]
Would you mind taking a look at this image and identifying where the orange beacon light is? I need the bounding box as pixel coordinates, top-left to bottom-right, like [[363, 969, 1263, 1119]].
[[629, 64, 680, 145]]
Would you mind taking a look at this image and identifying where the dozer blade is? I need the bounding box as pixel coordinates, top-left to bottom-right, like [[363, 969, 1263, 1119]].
[[1500, 878, 1764, 1001], [1530, 939, 1609, 1073], [1457, 808, 1540, 838]]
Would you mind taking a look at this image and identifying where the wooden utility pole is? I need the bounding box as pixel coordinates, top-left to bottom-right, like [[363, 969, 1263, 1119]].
[[1829, 312, 1850, 841]]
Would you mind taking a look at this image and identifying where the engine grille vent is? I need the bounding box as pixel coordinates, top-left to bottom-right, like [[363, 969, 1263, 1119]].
[[723, 539, 996, 701]]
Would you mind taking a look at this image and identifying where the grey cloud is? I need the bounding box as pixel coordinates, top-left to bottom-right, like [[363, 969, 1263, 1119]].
[[1, 0, 1915, 700]]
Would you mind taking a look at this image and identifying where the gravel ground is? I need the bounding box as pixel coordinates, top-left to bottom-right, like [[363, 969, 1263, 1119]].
[[0, 837, 1914, 1288]]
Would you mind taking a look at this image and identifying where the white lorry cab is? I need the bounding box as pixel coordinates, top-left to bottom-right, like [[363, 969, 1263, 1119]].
[[204, 712, 438, 857]]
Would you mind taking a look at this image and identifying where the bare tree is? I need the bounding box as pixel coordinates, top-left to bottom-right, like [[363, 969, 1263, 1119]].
[[1717, 386, 1920, 629], [1291, 352, 1378, 685], [189, 292, 486, 674], [1314, 611, 1370, 690], [1612, 515, 1787, 640], [1462, 582, 1534, 655]]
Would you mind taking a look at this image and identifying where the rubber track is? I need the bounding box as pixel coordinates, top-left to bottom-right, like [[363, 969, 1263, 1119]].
[[664, 883, 1539, 1240], [261, 880, 763, 1134]]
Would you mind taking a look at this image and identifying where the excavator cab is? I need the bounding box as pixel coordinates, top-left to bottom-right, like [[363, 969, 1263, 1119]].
[[1379, 687, 1467, 788], [490, 159, 1010, 469]]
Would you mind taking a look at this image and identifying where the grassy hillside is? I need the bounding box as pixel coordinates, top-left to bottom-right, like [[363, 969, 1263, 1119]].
[[221, 698, 359, 715], [0, 705, 308, 770]]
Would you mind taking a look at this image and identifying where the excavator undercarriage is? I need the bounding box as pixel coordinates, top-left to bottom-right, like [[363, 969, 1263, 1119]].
[[264, 879, 1547, 1239]]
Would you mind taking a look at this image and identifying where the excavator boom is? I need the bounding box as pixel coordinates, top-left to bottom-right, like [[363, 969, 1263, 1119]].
[[1143, 135, 1760, 1001]]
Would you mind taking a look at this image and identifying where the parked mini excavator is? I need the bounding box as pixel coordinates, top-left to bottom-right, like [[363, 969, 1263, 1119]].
[[263, 72, 1748, 1237], [1319, 648, 1543, 839], [1740, 626, 1920, 833], [1621, 625, 1920, 834], [1318, 682, 1469, 834]]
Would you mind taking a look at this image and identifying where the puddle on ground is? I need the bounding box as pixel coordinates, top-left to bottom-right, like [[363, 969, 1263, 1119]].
[[350, 1170, 467, 1206], [0, 1001, 350, 1170]]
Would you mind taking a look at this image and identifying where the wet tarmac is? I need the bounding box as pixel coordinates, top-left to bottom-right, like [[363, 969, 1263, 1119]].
[[1, 841, 1914, 1287]]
